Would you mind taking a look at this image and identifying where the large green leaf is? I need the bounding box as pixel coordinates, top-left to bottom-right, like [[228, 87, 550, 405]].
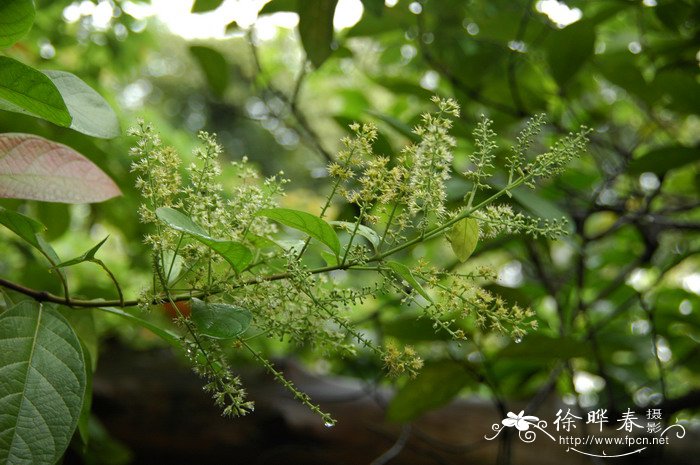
[[0, 56, 71, 127], [447, 218, 479, 262], [298, 0, 338, 68], [190, 298, 252, 340], [628, 145, 700, 175], [546, 21, 595, 88], [257, 207, 340, 256], [387, 361, 471, 422], [191, 0, 224, 13], [0, 133, 122, 203], [498, 334, 593, 361], [386, 261, 433, 303], [0, 301, 86, 465], [155, 207, 253, 272], [0, 0, 35, 48], [43, 71, 120, 139], [189, 45, 229, 97], [98, 307, 181, 348]]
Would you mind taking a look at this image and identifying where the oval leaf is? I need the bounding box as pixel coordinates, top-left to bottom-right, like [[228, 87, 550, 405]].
[[191, 298, 252, 340], [387, 361, 471, 422], [189, 45, 229, 97], [447, 218, 479, 262], [0, 301, 87, 465], [0, 56, 71, 127], [257, 207, 340, 256], [43, 71, 120, 139], [155, 207, 253, 272], [546, 21, 596, 88], [0, 133, 121, 203], [0, 0, 35, 48], [386, 261, 433, 303], [298, 0, 338, 68]]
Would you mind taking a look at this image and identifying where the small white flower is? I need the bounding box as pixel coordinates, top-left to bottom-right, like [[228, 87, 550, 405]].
[[502, 410, 539, 431]]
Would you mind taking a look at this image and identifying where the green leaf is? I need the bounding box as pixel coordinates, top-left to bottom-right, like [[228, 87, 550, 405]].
[[330, 220, 381, 251], [190, 298, 252, 340], [447, 218, 479, 262], [189, 45, 229, 97], [360, 0, 384, 16], [58, 307, 98, 373], [629, 145, 700, 176], [191, 0, 224, 13], [257, 207, 340, 256], [0, 56, 71, 127], [0, 0, 35, 48], [43, 71, 120, 139], [546, 21, 595, 88], [36, 202, 70, 240], [0, 301, 87, 465], [386, 361, 471, 422], [259, 0, 298, 15], [367, 110, 420, 142], [155, 207, 253, 272], [298, 0, 338, 68], [0, 205, 45, 250], [386, 261, 433, 303], [55, 236, 109, 268], [76, 341, 93, 448], [98, 307, 181, 348], [498, 334, 593, 361]]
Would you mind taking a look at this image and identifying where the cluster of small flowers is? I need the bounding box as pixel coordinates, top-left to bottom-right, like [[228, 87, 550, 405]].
[[183, 131, 230, 235], [524, 128, 591, 187], [405, 97, 460, 222], [382, 342, 424, 378], [227, 156, 287, 239], [464, 115, 497, 191], [474, 205, 569, 239], [431, 277, 537, 340], [127, 120, 182, 248], [182, 338, 254, 417]]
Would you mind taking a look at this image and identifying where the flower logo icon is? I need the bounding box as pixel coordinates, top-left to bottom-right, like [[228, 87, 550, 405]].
[[502, 410, 540, 431]]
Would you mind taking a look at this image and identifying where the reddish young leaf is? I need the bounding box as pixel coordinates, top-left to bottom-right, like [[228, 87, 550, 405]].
[[0, 133, 121, 203]]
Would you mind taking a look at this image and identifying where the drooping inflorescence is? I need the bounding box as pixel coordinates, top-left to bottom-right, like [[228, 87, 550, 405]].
[[128, 98, 589, 421]]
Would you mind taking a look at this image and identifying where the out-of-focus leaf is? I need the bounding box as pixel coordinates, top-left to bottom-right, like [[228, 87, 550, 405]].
[[360, 0, 384, 16], [330, 220, 381, 251], [36, 202, 70, 240], [191, 0, 224, 13], [0, 301, 86, 465], [257, 207, 340, 255], [499, 334, 593, 360], [259, 0, 297, 15], [155, 207, 253, 272], [387, 361, 471, 422], [43, 70, 120, 139], [447, 218, 479, 262], [0, 0, 35, 48], [189, 45, 229, 97], [367, 110, 420, 142], [629, 145, 700, 175], [0, 134, 121, 203], [0, 56, 71, 127], [386, 261, 433, 303], [298, 0, 338, 68], [191, 298, 252, 340], [546, 21, 595, 87], [382, 315, 451, 341]]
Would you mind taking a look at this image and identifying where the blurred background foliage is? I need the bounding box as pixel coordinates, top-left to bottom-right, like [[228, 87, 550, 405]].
[[1, 0, 699, 462]]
